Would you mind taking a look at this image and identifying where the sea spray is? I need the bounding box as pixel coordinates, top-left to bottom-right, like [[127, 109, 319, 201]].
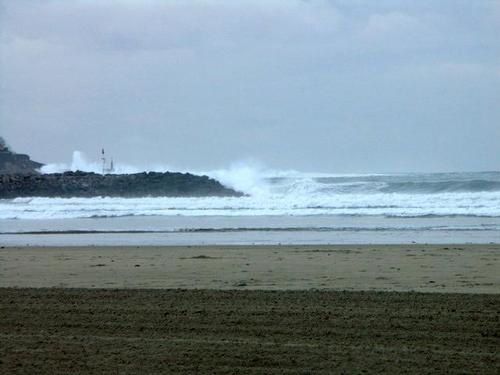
[[202, 160, 272, 197], [14, 151, 500, 220], [41, 151, 172, 175]]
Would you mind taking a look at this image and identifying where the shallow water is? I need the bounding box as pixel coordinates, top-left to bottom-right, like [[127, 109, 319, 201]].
[[1, 215, 499, 246]]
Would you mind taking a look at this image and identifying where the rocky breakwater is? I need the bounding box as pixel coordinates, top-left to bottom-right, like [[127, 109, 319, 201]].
[[0, 171, 243, 198]]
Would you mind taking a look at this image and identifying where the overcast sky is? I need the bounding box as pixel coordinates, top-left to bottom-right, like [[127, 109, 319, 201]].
[[1, 0, 499, 173]]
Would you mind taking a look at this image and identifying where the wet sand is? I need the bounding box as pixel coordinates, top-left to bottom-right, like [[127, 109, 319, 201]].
[[1, 244, 499, 373], [1, 244, 499, 292], [1, 288, 499, 374]]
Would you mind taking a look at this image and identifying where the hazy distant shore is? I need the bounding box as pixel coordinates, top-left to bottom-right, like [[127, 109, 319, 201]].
[[2, 244, 498, 293]]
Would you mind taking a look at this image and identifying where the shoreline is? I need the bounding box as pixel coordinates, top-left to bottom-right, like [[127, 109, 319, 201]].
[[2, 244, 499, 293], [3, 215, 499, 246]]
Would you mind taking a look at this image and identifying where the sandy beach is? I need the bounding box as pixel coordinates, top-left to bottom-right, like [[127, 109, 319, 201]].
[[3, 0, 500, 373], [1, 244, 499, 373], [1, 288, 499, 374], [1, 244, 499, 292]]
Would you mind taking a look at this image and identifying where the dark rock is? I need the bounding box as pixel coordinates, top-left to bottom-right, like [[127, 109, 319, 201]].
[[0, 171, 243, 198], [0, 137, 44, 174], [0, 151, 44, 175], [0, 138, 242, 198]]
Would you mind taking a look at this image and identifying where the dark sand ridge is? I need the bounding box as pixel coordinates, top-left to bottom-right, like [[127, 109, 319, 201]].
[[1, 288, 499, 374], [1, 244, 499, 292], [1, 244, 499, 373]]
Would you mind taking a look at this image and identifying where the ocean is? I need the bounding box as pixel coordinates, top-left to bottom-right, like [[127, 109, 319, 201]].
[[1, 168, 499, 246]]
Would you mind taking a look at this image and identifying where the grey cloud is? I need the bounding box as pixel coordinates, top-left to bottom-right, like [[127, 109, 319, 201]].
[[1, 0, 499, 172]]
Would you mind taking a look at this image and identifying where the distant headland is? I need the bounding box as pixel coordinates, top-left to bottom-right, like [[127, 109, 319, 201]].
[[0, 138, 242, 198], [0, 137, 44, 175]]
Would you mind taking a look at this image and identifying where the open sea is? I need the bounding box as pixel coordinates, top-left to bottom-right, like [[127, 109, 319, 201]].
[[1, 168, 499, 246]]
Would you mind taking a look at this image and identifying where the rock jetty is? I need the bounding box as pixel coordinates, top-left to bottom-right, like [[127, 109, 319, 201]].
[[0, 137, 241, 198], [0, 171, 242, 198]]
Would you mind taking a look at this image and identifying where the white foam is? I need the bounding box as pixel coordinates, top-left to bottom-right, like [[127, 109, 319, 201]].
[[1, 190, 500, 220], [8, 152, 500, 220], [41, 151, 174, 175], [40, 151, 383, 190]]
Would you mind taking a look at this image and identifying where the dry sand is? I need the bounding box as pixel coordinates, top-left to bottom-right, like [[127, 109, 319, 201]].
[[1, 244, 499, 373], [1, 244, 499, 292]]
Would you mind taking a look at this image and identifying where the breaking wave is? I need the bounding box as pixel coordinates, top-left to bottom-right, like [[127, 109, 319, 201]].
[[3, 151, 498, 220], [1, 189, 499, 220], [380, 180, 500, 194]]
